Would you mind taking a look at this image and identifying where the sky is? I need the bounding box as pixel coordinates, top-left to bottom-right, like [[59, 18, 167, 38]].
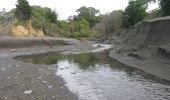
[[0, 0, 158, 20]]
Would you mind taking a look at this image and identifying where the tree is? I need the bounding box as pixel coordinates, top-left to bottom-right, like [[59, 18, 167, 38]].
[[94, 10, 123, 34], [160, 0, 170, 16], [76, 6, 100, 27], [15, 0, 31, 20], [47, 10, 58, 23], [31, 6, 58, 23], [138, 0, 157, 8], [122, 0, 147, 28]]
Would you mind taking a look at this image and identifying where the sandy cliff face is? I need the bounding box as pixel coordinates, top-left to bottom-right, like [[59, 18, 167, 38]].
[[10, 20, 44, 37]]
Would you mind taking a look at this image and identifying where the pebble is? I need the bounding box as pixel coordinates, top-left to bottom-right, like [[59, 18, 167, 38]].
[[24, 90, 33, 95], [37, 76, 42, 80], [38, 68, 42, 71], [48, 85, 53, 89], [11, 49, 17, 52], [1, 68, 5, 71], [42, 81, 47, 84]]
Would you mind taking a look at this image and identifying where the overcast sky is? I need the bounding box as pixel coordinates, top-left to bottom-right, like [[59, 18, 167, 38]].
[[0, 0, 158, 20]]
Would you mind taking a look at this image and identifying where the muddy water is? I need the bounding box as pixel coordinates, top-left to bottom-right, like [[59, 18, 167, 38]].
[[16, 52, 170, 100]]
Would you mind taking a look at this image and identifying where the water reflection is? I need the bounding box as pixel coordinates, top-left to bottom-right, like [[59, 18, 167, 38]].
[[16, 52, 170, 100], [17, 52, 118, 70]]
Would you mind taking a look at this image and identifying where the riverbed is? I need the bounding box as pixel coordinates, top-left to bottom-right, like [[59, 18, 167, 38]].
[[15, 44, 170, 100]]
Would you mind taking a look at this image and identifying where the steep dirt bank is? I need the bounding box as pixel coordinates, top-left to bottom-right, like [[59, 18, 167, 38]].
[[104, 16, 170, 80], [10, 20, 44, 37], [0, 14, 44, 37]]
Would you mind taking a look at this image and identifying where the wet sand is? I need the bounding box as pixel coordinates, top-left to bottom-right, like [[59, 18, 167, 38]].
[[109, 50, 170, 81]]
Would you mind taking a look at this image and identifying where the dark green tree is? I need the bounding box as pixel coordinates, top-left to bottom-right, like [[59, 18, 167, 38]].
[[122, 0, 147, 28], [160, 0, 170, 16], [15, 0, 31, 20], [46, 9, 58, 23]]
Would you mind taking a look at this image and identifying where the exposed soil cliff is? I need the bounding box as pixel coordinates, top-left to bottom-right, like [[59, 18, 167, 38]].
[[0, 14, 44, 37], [105, 16, 170, 60], [10, 20, 44, 37]]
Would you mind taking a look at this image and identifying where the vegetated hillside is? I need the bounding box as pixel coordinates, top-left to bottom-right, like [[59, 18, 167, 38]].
[[104, 16, 170, 59], [0, 6, 101, 39], [0, 6, 61, 37], [0, 11, 43, 37]]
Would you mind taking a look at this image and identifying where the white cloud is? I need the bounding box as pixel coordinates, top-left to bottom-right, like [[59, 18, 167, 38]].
[[0, 0, 129, 20]]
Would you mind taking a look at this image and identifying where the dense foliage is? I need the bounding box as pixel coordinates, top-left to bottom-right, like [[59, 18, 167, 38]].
[[15, 0, 31, 20], [160, 0, 170, 16], [75, 6, 101, 27], [122, 0, 147, 28]]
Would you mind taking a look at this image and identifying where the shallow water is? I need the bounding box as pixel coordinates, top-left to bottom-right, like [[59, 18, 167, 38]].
[[16, 52, 170, 100]]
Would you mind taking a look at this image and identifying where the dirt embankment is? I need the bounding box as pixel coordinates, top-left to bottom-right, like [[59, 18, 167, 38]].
[[105, 16, 170, 58], [104, 16, 170, 80], [10, 20, 44, 37]]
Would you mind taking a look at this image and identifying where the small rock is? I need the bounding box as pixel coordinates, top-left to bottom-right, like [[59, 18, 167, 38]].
[[37, 76, 42, 80], [14, 76, 18, 79], [38, 68, 42, 71], [11, 49, 17, 52], [48, 85, 53, 89], [42, 81, 47, 84], [24, 90, 32, 95], [1, 68, 5, 71]]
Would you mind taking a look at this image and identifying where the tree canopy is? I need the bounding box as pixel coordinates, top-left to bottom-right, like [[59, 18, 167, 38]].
[[15, 0, 31, 20], [122, 0, 147, 28], [76, 6, 101, 27], [160, 0, 170, 16]]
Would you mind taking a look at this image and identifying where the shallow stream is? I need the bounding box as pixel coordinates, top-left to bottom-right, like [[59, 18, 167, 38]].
[[16, 45, 170, 100]]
